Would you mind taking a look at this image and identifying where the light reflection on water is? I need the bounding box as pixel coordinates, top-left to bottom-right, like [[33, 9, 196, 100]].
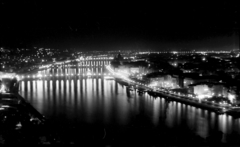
[[19, 65, 240, 142]]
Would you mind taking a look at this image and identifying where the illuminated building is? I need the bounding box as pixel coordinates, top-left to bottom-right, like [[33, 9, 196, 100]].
[[113, 51, 124, 65], [147, 74, 181, 89], [188, 82, 236, 102]]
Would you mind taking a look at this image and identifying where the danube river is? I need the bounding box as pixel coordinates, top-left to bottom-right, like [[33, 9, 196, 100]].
[[18, 62, 240, 144]]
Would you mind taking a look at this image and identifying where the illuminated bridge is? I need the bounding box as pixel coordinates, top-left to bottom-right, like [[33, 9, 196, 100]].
[[18, 57, 114, 80], [40, 57, 113, 69]]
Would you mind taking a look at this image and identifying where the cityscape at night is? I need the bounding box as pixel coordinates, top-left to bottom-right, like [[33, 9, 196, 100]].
[[0, 1, 239, 146]]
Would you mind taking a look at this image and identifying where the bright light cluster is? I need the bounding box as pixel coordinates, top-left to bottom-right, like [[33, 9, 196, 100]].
[[0, 84, 6, 93], [106, 65, 134, 83], [19, 72, 113, 80], [39, 64, 51, 69]]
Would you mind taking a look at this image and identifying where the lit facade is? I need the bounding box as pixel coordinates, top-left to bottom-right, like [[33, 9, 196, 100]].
[[190, 84, 236, 102]]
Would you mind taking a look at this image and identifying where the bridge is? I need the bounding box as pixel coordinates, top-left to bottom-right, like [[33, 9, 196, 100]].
[[18, 58, 114, 81], [40, 57, 112, 69]]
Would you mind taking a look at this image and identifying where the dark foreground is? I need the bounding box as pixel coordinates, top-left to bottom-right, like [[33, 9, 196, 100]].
[[1, 79, 240, 146], [1, 97, 239, 145], [2, 114, 240, 146]]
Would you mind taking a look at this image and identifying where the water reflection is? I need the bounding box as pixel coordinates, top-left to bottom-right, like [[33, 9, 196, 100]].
[[19, 64, 240, 143]]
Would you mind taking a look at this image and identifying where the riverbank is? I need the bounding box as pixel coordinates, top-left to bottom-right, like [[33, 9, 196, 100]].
[[107, 65, 240, 115], [0, 74, 49, 144], [11, 65, 240, 145]]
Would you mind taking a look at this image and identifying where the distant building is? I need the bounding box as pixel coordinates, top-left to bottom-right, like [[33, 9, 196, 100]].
[[113, 51, 124, 64], [117, 65, 147, 75], [182, 73, 220, 88], [52, 58, 56, 62], [188, 82, 237, 103], [147, 72, 225, 89], [147, 74, 181, 89]]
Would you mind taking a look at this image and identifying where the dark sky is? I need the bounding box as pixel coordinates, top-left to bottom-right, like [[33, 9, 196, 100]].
[[0, 1, 239, 51]]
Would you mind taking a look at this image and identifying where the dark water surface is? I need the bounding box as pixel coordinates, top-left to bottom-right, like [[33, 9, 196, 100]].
[[19, 63, 240, 145]]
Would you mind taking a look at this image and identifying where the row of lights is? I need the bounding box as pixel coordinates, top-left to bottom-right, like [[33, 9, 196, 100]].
[[106, 65, 232, 108], [40, 64, 108, 69], [106, 65, 148, 87], [154, 87, 233, 107], [39, 58, 112, 69], [107, 64, 200, 102], [83, 58, 113, 60], [19, 73, 113, 79]]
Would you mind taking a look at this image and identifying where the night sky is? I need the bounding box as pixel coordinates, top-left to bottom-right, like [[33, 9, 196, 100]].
[[0, 1, 239, 51]]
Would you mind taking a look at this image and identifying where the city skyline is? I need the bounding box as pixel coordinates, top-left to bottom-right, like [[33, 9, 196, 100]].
[[1, 1, 240, 145]]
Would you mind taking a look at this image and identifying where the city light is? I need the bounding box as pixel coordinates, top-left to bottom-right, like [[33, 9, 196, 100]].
[[0, 84, 6, 93], [228, 93, 236, 103], [1, 50, 239, 115]]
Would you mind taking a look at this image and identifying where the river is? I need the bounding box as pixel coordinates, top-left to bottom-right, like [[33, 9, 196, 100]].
[[18, 61, 240, 145]]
